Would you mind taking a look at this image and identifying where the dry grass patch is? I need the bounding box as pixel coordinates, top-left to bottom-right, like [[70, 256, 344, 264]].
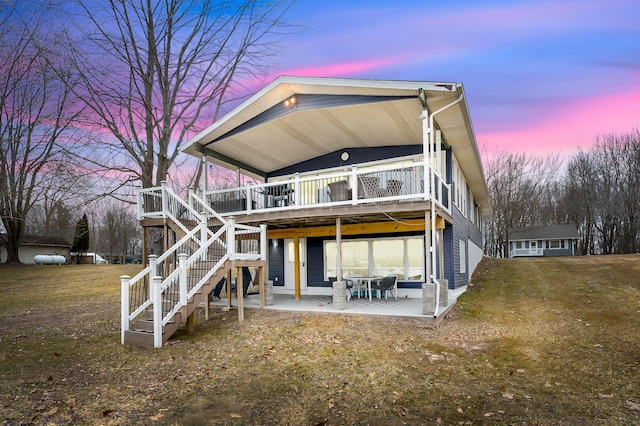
[[1, 256, 639, 425]]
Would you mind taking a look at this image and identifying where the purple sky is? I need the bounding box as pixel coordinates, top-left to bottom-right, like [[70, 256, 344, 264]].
[[267, 0, 640, 157]]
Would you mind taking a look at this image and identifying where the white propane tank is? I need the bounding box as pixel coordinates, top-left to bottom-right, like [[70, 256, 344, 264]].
[[33, 255, 66, 265]]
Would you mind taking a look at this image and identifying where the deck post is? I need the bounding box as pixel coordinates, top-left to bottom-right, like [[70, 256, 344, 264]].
[[333, 217, 347, 309], [148, 255, 158, 299], [201, 155, 208, 195], [152, 276, 163, 348], [294, 236, 301, 300], [227, 217, 236, 258], [120, 275, 131, 344], [178, 253, 188, 313], [237, 266, 245, 321]]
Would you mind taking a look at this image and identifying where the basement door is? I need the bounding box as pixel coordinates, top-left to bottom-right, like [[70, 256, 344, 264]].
[[284, 238, 307, 291]]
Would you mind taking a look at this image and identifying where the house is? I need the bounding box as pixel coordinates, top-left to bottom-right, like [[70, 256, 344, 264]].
[[508, 225, 579, 257], [122, 76, 492, 347], [0, 234, 72, 264]]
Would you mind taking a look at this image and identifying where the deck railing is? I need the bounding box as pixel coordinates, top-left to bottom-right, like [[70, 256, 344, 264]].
[[124, 184, 266, 347], [510, 248, 544, 257], [203, 162, 450, 215]]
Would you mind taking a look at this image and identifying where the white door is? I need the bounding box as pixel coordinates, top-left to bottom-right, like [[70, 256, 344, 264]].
[[530, 241, 538, 254], [284, 238, 307, 291]]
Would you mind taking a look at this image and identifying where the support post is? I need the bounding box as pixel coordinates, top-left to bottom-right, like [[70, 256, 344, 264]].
[[336, 217, 342, 280], [178, 253, 188, 314], [202, 155, 208, 195], [120, 275, 131, 345], [237, 267, 245, 321], [152, 276, 163, 348], [294, 236, 301, 300], [227, 217, 236, 258], [148, 254, 158, 300]]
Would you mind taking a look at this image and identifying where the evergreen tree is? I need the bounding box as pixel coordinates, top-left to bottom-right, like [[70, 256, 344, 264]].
[[72, 214, 90, 253]]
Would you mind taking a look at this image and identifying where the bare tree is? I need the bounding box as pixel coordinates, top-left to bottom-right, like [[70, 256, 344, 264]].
[[0, 2, 83, 263], [101, 202, 140, 263], [563, 151, 598, 254], [67, 0, 294, 189], [483, 150, 562, 257], [568, 130, 640, 254]]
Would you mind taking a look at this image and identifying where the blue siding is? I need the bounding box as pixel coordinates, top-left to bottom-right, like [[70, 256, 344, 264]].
[[307, 238, 332, 287], [543, 248, 574, 256], [268, 239, 285, 286], [469, 209, 482, 247], [443, 224, 454, 289], [452, 205, 470, 289], [270, 145, 423, 177]]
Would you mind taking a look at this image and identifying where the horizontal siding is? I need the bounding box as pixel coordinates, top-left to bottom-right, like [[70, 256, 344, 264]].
[[270, 145, 423, 177], [268, 239, 285, 286], [452, 205, 469, 289]]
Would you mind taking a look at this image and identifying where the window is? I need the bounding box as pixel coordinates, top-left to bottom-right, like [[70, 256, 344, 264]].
[[459, 240, 466, 274], [373, 239, 404, 277], [325, 240, 369, 279], [546, 240, 565, 249], [324, 237, 424, 281], [515, 241, 522, 249]]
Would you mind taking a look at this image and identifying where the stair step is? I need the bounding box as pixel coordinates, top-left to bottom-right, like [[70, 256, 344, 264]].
[[123, 330, 155, 349]]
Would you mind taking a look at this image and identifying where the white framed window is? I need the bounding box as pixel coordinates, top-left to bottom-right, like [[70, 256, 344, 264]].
[[324, 236, 424, 281]]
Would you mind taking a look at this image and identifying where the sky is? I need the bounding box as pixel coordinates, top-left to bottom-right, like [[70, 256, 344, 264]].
[[268, 0, 640, 158]]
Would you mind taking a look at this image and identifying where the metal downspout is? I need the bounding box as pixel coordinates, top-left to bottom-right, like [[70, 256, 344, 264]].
[[423, 91, 465, 317]]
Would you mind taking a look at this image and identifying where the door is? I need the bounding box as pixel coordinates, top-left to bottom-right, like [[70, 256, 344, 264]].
[[530, 240, 538, 254], [284, 238, 307, 291]]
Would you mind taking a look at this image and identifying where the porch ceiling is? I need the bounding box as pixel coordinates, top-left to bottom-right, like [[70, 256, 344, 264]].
[[181, 76, 491, 214]]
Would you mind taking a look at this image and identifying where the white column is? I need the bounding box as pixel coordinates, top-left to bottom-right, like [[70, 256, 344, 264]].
[[202, 155, 208, 195], [152, 275, 163, 348], [120, 275, 131, 344]]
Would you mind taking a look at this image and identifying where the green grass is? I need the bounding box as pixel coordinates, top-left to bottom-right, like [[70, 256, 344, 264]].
[[1, 257, 639, 425]]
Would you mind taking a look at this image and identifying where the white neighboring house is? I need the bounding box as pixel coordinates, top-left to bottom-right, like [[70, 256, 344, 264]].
[[0, 234, 72, 264]]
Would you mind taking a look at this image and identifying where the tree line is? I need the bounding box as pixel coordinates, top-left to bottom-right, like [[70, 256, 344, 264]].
[[483, 128, 640, 257], [0, 0, 294, 263]]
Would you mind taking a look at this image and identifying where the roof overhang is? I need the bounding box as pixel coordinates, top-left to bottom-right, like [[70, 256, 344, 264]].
[[181, 75, 492, 214]]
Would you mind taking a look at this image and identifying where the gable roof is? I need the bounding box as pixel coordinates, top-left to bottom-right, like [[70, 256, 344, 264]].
[[180, 75, 491, 215], [509, 225, 579, 241]]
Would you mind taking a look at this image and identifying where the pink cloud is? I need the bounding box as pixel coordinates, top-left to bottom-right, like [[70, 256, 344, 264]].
[[478, 90, 640, 157], [280, 57, 402, 78]]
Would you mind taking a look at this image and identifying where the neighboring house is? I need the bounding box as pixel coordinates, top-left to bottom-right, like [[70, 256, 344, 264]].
[[123, 76, 492, 347], [508, 225, 579, 258], [0, 234, 72, 264]]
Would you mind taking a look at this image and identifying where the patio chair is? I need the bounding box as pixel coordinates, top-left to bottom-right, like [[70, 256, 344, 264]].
[[343, 273, 363, 300], [370, 274, 398, 301], [357, 175, 380, 199], [385, 179, 403, 197], [327, 180, 352, 201]]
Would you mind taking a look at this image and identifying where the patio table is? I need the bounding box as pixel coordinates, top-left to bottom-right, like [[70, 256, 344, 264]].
[[355, 276, 381, 301]]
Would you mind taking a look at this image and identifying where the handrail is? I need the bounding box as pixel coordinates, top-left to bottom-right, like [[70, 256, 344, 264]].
[[203, 161, 451, 215], [123, 184, 266, 347]]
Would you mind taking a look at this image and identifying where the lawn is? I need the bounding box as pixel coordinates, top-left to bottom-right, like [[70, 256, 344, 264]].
[[1, 256, 639, 425]]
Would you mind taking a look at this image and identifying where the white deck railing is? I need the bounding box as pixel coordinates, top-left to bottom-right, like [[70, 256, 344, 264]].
[[510, 248, 544, 257], [203, 162, 451, 216], [123, 184, 266, 348]]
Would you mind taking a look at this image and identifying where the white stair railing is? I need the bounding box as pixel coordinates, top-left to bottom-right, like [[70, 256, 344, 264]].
[[122, 184, 265, 347]]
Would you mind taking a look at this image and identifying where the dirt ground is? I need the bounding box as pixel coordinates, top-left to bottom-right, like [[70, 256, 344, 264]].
[[1, 256, 639, 425]]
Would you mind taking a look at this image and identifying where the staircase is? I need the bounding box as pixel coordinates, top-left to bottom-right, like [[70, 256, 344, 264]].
[[121, 183, 266, 348]]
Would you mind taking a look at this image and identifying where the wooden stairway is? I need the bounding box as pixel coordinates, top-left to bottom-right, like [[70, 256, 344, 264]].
[[123, 261, 231, 348]]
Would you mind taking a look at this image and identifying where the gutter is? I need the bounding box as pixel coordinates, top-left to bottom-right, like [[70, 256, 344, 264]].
[[421, 90, 465, 317]]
